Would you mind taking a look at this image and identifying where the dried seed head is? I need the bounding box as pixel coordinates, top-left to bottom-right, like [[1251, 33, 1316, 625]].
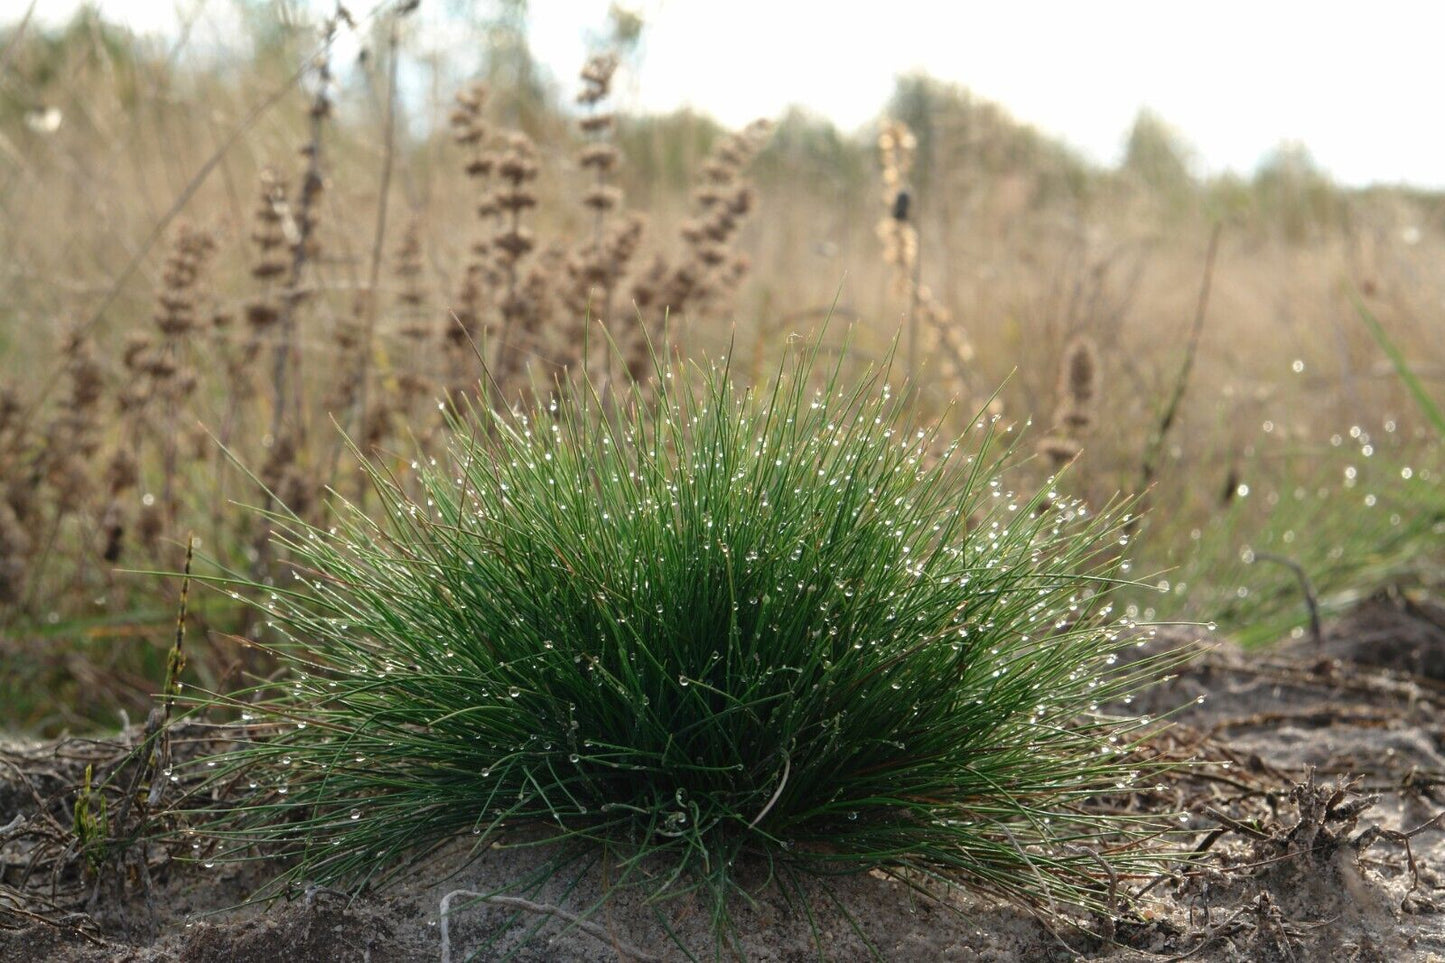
[[0, 389, 20, 443], [579, 143, 619, 172], [877, 119, 917, 199], [0, 499, 29, 605], [61, 333, 104, 414], [155, 223, 217, 338], [249, 170, 292, 328], [100, 499, 125, 563], [1060, 337, 1100, 410], [1037, 435, 1082, 470], [394, 220, 427, 313], [246, 302, 281, 330], [450, 83, 489, 147], [104, 449, 139, 494], [1059, 403, 1093, 433], [493, 227, 536, 261], [1043, 336, 1102, 463], [581, 184, 623, 213], [578, 113, 615, 135], [876, 120, 922, 301], [496, 133, 539, 185], [629, 254, 670, 313], [635, 118, 771, 329], [577, 53, 618, 106], [493, 189, 539, 214]]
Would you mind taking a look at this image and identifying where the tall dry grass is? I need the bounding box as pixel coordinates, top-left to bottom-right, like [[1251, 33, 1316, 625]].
[[1, 5, 1443, 730]]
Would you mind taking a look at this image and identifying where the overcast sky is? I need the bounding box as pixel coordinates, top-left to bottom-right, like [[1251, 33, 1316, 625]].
[[26, 0, 1445, 188]]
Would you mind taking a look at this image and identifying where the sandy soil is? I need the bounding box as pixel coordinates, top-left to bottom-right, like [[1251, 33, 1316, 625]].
[[4, 587, 1445, 962]]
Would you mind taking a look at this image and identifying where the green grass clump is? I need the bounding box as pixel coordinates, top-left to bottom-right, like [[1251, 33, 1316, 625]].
[[178, 340, 1184, 946]]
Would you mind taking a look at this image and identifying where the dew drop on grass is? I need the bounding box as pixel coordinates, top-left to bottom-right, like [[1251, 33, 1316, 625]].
[[349, 810, 361, 820]]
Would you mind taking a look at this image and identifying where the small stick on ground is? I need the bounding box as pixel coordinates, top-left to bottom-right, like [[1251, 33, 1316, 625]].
[[1251, 552, 1324, 647], [439, 890, 662, 963]]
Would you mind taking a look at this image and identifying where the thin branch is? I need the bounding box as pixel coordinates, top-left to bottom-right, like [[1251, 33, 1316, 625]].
[[1139, 223, 1222, 496], [440, 889, 662, 963], [1251, 552, 1323, 647], [351, 12, 404, 445]]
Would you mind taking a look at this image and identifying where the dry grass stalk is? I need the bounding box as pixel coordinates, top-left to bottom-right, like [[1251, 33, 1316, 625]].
[[0, 495, 28, 606], [488, 131, 542, 397], [249, 16, 348, 549], [560, 53, 640, 383], [875, 119, 974, 393], [245, 169, 290, 363], [0, 332, 106, 615], [391, 220, 434, 427], [876, 120, 919, 302], [1038, 336, 1101, 473], [323, 298, 371, 454], [630, 118, 773, 374], [443, 83, 505, 407], [47, 332, 104, 514], [150, 223, 215, 534], [268, 76, 329, 449], [0, 387, 32, 603]]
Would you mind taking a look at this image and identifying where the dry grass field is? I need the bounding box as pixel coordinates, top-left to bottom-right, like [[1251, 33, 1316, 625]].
[[1, 7, 1441, 723]]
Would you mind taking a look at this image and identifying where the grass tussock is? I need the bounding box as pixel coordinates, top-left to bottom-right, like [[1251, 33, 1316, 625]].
[[177, 340, 1188, 947]]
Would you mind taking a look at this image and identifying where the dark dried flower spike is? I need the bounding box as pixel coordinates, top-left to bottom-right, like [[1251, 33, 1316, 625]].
[[1062, 337, 1100, 410], [577, 53, 618, 104], [1039, 336, 1102, 471]]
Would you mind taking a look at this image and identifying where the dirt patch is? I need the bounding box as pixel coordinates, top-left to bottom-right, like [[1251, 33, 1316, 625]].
[[5, 598, 1445, 962]]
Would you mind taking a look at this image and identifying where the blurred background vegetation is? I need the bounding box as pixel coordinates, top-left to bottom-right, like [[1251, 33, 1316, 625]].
[[1, 1, 1441, 733]]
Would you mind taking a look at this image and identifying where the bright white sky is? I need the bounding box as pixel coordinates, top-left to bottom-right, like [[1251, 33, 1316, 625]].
[[26, 0, 1445, 188]]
